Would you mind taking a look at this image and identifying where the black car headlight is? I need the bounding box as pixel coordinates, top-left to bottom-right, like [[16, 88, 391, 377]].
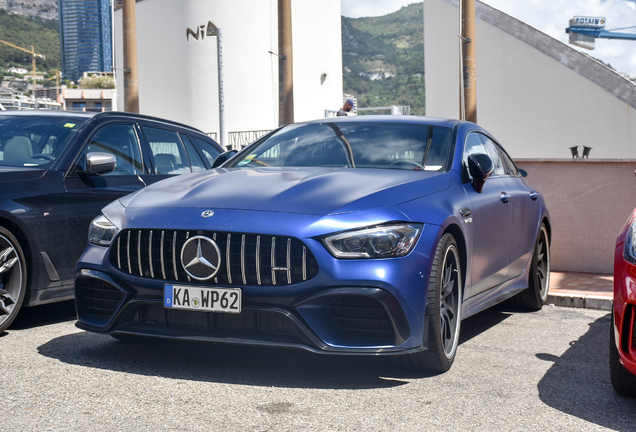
[[322, 223, 423, 259], [88, 214, 120, 247], [624, 218, 636, 264]]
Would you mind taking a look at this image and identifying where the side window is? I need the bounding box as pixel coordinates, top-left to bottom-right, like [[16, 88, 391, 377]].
[[190, 135, 222, 166], [498, 145, 520, 176], [82, 124, 143, 175], [481, 136, 506, 176], [179, 134, 207, 172], [142, 126, 192, 175]]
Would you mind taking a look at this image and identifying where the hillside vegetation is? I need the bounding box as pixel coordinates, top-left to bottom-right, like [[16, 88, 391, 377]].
[[342, 3, 425, 115], [0, 9, 60, 73]]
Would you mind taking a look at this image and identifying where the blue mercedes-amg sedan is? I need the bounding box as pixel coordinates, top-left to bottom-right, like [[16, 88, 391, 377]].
[[75, 116, 550, 372]]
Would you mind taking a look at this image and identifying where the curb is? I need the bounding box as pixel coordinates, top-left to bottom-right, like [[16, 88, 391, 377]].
[[547, 293, 612, 311]]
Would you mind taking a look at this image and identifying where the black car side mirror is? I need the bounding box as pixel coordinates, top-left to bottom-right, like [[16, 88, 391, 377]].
[[85, 152, 116, 175], [467, 153, 494, 194], [212, 150, 238, 168], [519, 168, 528, 178]]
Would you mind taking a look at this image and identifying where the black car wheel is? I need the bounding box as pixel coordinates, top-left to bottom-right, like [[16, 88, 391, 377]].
[[610, 313, 636, 397], [508, 223, 550, 311], [394, 233, 462, 372], [0, 227, 27, 333]]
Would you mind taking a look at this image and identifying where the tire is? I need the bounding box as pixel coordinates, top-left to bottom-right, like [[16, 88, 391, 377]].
[[0, 227, 27, 333], [394, 233, 463, 372], [610, 313, 636, 397], [508, 223, 550, 311]]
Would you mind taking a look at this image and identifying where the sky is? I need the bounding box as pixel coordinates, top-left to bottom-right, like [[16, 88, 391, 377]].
[[341, 0, 636, 77]]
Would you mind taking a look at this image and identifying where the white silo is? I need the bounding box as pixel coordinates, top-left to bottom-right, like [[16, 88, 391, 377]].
[[113, 0, 343, 144]]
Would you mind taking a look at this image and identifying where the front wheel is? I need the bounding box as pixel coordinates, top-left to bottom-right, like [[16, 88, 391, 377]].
[[394, 233, 463, 372], [0, 227, 27, 333]]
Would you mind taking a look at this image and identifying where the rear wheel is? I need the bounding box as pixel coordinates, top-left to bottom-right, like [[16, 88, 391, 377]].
[[0, 227, 27, 333], [508, 223, 549, 311], [394, 233, 462, 372], [610, 313, 636, 397]]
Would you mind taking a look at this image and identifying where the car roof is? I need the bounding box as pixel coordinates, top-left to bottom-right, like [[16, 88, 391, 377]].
[[0, 110, 95, 119], [302, 115, 461, 128], [0, 110, 206, 135]]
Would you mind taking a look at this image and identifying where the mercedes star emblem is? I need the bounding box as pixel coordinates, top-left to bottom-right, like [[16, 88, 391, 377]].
[[180, 236, 221, 280], [201, 210, 214, 218]]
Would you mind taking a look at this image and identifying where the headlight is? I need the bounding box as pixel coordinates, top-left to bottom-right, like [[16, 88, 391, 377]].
[[624, 218, 636, 264], [322, 223, 423, 259], [88, 214, 119, 247]]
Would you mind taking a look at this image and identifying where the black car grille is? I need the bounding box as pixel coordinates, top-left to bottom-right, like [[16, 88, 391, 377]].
[[75, 278, 124, 324], [110, 229, 319, 286], [329, 296, 395, 344], [128, 304, 309, 345]]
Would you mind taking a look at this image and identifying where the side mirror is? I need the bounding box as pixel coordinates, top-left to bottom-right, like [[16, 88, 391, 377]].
[[86, 152, 116, 175], [467, 153, 493, 194], [519, 168, 528, 178], [212, 150, 238, 168]]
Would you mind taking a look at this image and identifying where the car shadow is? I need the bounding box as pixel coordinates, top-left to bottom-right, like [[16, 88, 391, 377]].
[[536, 312, 636, 430], [4, 300, 77, 333], [35, 307, 511, 390]]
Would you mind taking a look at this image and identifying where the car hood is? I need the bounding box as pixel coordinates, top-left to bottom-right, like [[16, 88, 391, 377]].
[[122, 167, 450, 215], [0, 166, 46, 183]]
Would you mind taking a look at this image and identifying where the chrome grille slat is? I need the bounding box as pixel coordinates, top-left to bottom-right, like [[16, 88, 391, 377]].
[[302, 246, 307, 281], [160, 231, 166, 280], [112, 230, 318, 286], [241, 234, 246, 285], [226, 233, 232, 284], [172, 231, 178, 281], [137, 230, 142, 276], [256, 235, 261, 285], [126, 231, 132, 274], [149, 231, 154, 278]]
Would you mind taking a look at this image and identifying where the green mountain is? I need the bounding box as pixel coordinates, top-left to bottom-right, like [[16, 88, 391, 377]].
[[342, 3, 425, 115], [0, 9, 61, 74]]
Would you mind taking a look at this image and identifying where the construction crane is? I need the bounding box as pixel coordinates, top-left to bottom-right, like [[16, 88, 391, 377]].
[[0, 39, 46, 95], [566, 16, 636, 50]]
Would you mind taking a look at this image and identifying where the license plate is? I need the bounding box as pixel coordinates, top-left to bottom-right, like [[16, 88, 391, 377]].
[[164, 285, 241, 314]]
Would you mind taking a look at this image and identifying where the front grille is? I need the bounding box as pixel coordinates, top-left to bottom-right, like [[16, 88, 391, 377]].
[[110, 229, 319, 286], [76, 278, 124, 323], [129, 304, 308, 344], [329, 296, 395, 343]]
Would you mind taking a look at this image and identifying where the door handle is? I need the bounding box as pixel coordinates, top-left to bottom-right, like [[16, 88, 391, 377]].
[[500, 192, 510, 204], [530, 191, 538, 201]]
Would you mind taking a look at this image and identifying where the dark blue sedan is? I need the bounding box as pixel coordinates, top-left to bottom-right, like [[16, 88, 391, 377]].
[[75, 116, 551, 372]]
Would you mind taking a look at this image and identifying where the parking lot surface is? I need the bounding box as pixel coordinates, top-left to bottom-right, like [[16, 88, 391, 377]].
[[2, 301, 635, 431]]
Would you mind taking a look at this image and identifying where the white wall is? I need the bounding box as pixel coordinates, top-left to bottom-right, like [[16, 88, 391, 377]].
[[424, 0, 636, 159], [114, 0, 342, 135]]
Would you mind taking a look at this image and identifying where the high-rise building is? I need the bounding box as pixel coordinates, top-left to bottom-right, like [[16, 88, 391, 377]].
[[59, 0, 113, 82]]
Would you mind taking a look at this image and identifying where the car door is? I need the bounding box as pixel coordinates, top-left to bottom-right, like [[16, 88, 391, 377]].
[[62, 122, 146, 281], [487, 137, 542, 278], [462, 132, 513, 299]]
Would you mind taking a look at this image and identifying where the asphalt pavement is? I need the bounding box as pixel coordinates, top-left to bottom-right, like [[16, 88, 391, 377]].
[[1, 290, 635, 431]]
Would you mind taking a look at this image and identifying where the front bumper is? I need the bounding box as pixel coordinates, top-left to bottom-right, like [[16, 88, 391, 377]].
[[75, 223, 441, 354]]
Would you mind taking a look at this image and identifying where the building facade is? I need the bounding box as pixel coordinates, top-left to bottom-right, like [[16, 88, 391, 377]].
[[113, 0, 343, 145], [59, 0, 113, 82]]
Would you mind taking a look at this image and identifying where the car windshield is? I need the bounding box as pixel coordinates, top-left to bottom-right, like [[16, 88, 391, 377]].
[[0, 116, 86, 168], [231, 122, 453, 171]]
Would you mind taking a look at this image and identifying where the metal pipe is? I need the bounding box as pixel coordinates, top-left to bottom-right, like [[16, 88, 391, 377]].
[[123, 0, 139, 113], [461, 0, 477, 123], [217, 28, 227, 148], [278, 0, 294, 126]]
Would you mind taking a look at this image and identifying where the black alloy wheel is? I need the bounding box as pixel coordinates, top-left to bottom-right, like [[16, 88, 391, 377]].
[[394, 233, 462, 372], [0, 227, 27, 333], [508, 223, 550, 311]]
